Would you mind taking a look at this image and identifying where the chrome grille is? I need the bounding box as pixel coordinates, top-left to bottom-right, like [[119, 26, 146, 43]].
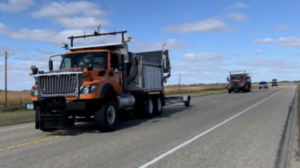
[[37, 73, 82, 96]]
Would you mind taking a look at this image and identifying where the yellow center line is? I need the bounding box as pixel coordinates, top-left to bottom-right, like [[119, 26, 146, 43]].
[[0, 136, 60, 151]]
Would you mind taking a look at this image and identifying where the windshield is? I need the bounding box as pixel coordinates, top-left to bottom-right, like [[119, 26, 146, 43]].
[[60, 52, 108, 69], [259, 82, 267, 84], [230, 76, 244, 80]]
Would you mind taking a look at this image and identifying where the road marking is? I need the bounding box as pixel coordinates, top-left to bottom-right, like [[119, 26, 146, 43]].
[[139, 88, 285, 168], [0, 124, 33, 133], [0, 136, 60, 151]]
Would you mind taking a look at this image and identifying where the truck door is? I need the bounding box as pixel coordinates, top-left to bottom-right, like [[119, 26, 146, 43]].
[[109, 52, 122, 93]]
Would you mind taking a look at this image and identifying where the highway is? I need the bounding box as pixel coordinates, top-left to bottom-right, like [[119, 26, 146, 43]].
[[0, 85, 297, 168]]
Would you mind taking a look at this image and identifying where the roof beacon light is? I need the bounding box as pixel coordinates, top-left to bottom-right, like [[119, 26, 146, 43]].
[[62, 43, 68, 49], [124, 36, 132, 42]]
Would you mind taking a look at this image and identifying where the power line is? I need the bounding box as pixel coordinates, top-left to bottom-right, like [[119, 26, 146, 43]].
[[1, 51, 14, 107]]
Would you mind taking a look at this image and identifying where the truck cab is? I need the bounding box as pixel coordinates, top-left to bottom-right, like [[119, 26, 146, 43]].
[[227, 70, 251, 94], [272, 79, 278, 87]]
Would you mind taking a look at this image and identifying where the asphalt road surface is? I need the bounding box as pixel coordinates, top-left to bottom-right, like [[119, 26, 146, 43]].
[[0, 85, 297, 168]]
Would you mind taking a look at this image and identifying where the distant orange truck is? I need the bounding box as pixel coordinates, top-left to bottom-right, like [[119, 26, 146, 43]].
[[227, 70, 252, 94]]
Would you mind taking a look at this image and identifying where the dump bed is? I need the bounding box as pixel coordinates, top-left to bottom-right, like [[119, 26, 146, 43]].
[[127, 50, 170, 92]]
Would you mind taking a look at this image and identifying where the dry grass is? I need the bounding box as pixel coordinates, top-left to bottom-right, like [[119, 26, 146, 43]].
[[0, 91, 31, 108], [0, 110, 35, 127], [165, 84, 227, 94], [297, 84, 300, 160], [0, 82, 295, 109]]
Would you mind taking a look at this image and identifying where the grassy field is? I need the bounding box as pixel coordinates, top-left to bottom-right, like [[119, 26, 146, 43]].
[[0, 82, 293, 109], [0, 82, 296, 127], [297, 84, 300, 160], [0, 110, 35, 127]]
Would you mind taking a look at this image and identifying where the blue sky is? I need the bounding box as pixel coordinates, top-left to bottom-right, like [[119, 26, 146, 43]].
[[0, 0, 299, 90]]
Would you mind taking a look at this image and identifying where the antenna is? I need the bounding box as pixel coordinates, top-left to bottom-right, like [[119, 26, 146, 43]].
[[97, 24, 101, 33]]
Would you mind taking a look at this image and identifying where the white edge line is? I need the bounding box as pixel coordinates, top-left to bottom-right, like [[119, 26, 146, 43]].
[[139, 88, 286, 168], [0, 123, 33, 133]]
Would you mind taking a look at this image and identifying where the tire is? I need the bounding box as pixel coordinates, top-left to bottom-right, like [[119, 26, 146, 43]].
[[185, 101, 190, 107], [154, 96, 163, 116], [35, 109, 40, 129], [141, 96, 154, 118], [41, 128, 56, 132], [228, 89, 232, 94], [95, 100, 117, 132]]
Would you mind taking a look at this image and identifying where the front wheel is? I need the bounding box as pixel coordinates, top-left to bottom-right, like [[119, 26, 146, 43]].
[[95, 100, 117, 132], [35, 109, 40, 129], [228, 89, 232, 94]]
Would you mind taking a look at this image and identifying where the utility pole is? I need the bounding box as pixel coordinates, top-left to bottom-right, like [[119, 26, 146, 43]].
[[1, 51, 14, 107], [174, 74, 181, 93], [179, 74, 181, 93]]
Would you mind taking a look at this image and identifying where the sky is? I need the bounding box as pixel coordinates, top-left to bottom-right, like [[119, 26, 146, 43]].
[[0, 0, 299, 90]]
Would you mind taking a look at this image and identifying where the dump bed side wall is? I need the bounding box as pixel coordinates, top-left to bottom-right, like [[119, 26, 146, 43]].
[[127, 50, 167, 92], [143, 65, 162, 90]]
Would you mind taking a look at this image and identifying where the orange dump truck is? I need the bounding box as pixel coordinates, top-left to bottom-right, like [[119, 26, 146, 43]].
[[30, 29, 191, 132], [227, 70, 252, 94]]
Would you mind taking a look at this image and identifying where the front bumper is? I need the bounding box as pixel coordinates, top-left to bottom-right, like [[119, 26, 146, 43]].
[[35, 97, 86, 130]]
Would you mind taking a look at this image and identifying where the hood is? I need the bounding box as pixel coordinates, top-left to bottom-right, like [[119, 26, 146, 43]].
[[42, 68, 82, 74]]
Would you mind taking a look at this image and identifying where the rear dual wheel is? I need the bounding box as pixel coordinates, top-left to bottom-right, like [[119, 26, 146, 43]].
[[154, 96, 163, 116], [140, 96, 163, 118]]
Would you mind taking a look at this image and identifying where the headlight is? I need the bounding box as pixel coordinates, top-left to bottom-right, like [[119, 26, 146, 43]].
[[80, 84, 98, 95], [31, 87, 38, 97]]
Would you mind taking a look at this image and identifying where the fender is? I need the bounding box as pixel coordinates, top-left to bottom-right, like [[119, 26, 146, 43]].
[[100, 83, 117, 99]]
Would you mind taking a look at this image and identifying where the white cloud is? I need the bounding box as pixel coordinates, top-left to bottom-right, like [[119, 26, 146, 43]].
[[167, 57, 231, 84], [30, 1, 106, 18], [228, 52, 249, 57], [224, 13, 248, 21], [0, 22, 8, 33], [253, 38, 276, 43], [183, 53, 222, 62], [130, 39, 191, 52], [236, 59, 299, 70], [164, 19, 231, 34], [274, 24, 290, 31], [0, 46, 27, 54], [254, 37, 300, 47], [255, 49, 264, 55], [54, 17, 110, 29], [226, 2, 249, 9], [0, 0, 35, 12], [7, 28, 121, 45], [277, 37, 300, 47]]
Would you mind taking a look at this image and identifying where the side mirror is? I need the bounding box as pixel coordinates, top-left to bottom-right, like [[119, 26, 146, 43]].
[[49, 60, 53, 71], [79, 61, 85, 71], [31, 65, 38, 74], [87, 64, 93, 71], [109, 69, 114, 76], [227, 77, 229, 81]]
